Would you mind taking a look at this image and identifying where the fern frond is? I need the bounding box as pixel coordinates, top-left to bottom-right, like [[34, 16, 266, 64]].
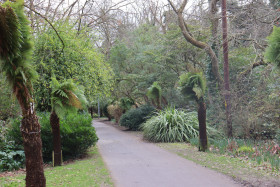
[[179, 72, 206, 101]]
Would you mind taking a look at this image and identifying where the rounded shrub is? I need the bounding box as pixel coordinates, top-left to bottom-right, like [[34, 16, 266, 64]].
[[141, 108, 199, 142], [7, 112, 98, 162], [120, 105, 156, 130]]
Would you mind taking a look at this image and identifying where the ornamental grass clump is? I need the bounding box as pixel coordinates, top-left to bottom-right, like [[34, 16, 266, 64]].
[[141, 108, 199, 142]]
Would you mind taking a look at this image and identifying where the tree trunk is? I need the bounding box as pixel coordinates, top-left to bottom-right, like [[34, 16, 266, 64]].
[[50, 111, 62, 166], [21, 112, 46, 187], [221, 0, 233, 137], [198, 99, 208, 152]]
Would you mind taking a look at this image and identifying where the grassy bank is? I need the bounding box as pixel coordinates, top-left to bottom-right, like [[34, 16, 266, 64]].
[[0, 146, 113, 187], [158, 143, 280, 186]]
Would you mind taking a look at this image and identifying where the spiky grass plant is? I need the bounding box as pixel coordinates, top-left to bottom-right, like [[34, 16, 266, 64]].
[[142, 108, 199, 142]]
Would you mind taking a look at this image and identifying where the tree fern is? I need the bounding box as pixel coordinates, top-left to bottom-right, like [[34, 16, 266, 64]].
[[179, 72, 206, 101], [0, 1, 46, 185], [147, 81, 162, 100], [51, 77, 87, 117], [179, 71, 208, 151], [0, 0, 37, 94]]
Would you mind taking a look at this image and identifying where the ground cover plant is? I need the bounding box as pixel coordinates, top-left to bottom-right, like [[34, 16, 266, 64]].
[[120, 105, 155, 130], [190, 138, 280, 172], [0, 146, 113, 187]]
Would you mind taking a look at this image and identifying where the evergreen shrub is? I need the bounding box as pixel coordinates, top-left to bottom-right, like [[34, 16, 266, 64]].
[[7, 112, 98, 162], [120, 105, 155, 130]]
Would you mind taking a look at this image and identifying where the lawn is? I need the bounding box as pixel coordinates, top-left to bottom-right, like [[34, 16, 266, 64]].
[[0, 146, 113, 187]]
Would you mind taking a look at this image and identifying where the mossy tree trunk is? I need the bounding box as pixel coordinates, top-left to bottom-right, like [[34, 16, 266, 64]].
[[221, 0, 233, 138], [50, 111, 62, 166], [197, 98, 208, 152]]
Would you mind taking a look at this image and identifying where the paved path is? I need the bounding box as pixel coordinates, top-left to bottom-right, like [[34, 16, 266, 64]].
[[93, 120, 241, 187]]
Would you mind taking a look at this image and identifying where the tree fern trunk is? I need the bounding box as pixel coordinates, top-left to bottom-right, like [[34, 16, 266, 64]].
[[50, 111, 62, 166], [21, 112, 46, 187], [198, 100, 208, 152]]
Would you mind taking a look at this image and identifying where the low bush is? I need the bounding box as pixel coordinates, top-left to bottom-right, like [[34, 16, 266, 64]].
[[107, 104, 123, 124], [141, 108, 199, 142], [0, 143, 25, 172], [6, 112, 98, 162], [60, 112, 98, 159], [0, 119, 25, 172], [120, 105, 155, 130]]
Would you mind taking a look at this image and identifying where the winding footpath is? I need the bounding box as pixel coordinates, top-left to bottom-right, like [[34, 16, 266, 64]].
[[93, 120, 241, 187]]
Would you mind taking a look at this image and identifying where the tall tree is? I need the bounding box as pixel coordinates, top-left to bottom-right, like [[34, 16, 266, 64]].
[[221, 0, 232, 137], [167, 0, 223, 87], [33, 22, 113, 111], [179, 72, 208, 151], [0, 1, 46, 186], [50, 78, 87, 166]]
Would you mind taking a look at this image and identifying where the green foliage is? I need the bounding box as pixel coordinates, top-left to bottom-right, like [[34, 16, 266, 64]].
[[0, 119, 25, 172], [51, 77, 87, 117], [59, 112, 98, 158], [0, 0, 37, 96], [141, 108, 199, 142], [208, 139, 280, 171], [179, 72, 206, 101], [0, 143, 25, 172], [147, 82, 162, 100], [119, 97, 134, 111], [33, 22, 113, 111], [265, 26, 280, 68], [0, 73, 20, 120], [7, 112, 98, 161], [103, 103, 112, 120], [238, 146, 254, 154], [120, 105, 156, 130]]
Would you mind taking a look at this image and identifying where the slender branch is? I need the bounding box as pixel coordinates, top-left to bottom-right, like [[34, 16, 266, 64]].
[[24, 5, 65, 51]]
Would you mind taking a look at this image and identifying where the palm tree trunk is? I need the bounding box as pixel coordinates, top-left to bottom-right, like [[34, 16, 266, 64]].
[[198, 99, 208, 152], [21, 112, 46, 186], [50, 111, 62, 166]]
